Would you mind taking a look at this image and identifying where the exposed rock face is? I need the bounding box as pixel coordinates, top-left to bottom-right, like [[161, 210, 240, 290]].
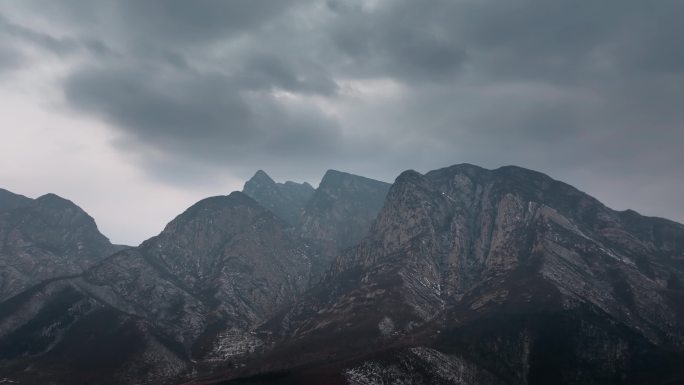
[[257, 164, 684, 384], [0, 190, 119, 302], [242, 170, 315, 226]]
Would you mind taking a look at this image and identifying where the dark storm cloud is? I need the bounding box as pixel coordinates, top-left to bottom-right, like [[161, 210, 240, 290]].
[[326, 0, 468, 82], [64, 62, 344, 185], [1, 0, 683, 220], [110, 0, 307, 45]]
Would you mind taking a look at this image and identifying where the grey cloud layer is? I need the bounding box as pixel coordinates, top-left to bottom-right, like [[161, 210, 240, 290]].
[[1, 0, 683, 220]]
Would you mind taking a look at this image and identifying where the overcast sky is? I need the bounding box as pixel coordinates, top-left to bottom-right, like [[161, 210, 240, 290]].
[[1, 0, 683, 245]]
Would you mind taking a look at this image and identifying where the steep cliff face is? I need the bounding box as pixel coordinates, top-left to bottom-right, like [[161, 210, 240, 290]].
[[242, 170, 315, 226], [259, 164, 684, 384], [0, 190, 118, 302]]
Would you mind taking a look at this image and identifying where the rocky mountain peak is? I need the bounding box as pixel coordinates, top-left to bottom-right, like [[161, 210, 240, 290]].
[[144, 191, 281, 274], [252, 169, 275, 183], [75, 188, 316, 369], [129, 190, 313, 316], [35, 192, 74, 205]]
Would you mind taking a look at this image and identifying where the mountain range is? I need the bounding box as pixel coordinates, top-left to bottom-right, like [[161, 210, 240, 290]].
[[0, 164, 682, 385]]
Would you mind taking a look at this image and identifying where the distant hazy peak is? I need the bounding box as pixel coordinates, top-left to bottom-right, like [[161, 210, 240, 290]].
[[242, 170, 315, 226], [319, 169, 390, 188], [249, 169, 276, 184]]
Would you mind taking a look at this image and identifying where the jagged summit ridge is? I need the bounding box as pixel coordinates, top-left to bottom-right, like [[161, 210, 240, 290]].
[[300, 169, 391, 249], [242, 170, 314, 226]]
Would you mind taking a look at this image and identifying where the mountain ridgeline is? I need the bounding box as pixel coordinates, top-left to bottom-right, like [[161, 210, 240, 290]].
[[0, 165, 683, 385], [0, 189, 120, 302]]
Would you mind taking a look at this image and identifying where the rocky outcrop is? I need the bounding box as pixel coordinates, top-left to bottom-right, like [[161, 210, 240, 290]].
[[0, 190, 119, 302], [242, 170, 314, 226]]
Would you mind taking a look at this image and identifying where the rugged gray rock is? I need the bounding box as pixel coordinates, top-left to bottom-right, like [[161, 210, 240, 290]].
[[1, 165, 684, 385], [0, 190, 119, 302]]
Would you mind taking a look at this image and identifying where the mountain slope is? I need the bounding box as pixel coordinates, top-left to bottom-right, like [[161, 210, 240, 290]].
[[0, 192, 315, 384], [85, 192, 313, 350], [0, 190, 119, 302], [0, 277, 187, 384]]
